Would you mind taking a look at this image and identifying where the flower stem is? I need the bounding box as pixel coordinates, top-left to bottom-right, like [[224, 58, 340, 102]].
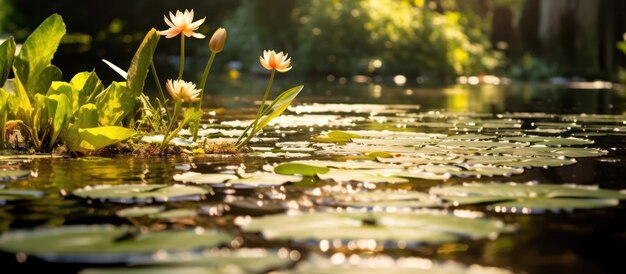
[[191, 51, 217, 140], [160, 101, 182, 153], [236, 69, 275, 149], [150, 61, 171, 119], [178, 35, 185, 80]]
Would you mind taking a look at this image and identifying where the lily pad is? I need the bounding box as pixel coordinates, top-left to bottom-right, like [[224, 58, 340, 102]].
[[277, 254, 514, 274], [0, 189, 44, 203], [173, 172, 239, 185], [0, 169, 32, 181], [116, 206, 164, 218], [311, 190, 442, 209], [500, 136, 593, 146], [0, 225, 233, 263], [82, 248, 293, 274], [72, 184, 209, 203], [238, 211, 512, 245], [430, 182, 626, 213], [274, 163, 330, 176]]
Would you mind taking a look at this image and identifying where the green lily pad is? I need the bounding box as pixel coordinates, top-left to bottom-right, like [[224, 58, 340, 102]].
[[238, 211, 512, 245], [72, 184, 209, 203], [0, 189, 44, 203], [430, 182, 626, 213], [116, 206, 164, 218], [173, 172, 301, 187], [173, 172, 239, 185], [81, 248, 293, 274], [317, 169, 411, 183], [293, 160, 403, 170], [0, 225, 233, 263], [312, 190, 442, 208], [445, 134, 497, 140], [274, 163, 331, 176], [500, 136, 593, 146], [0, 169, 32, 181], [277, 254, 515, 274]]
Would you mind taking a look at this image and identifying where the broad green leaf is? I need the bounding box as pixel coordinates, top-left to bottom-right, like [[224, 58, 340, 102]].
[[252, 85, 303, 135], [64, 104, 99, 152], [13, 14, 66, 94], [45, 93, 71, 147], [31, 65, 63, 96], [70, 71, 104, 107], [46, 81, 75, 114], [96, 81, 134, 126], [116, 206, 163, 218], [0, 169, 32, 181], [328, 130, 362, 139], [173, 172, 238, 184], [239, 211, 512, 244], [280, 254, 514, 274], [78, 126, 136, 151], [274, 163, 330, 176], [8, 71, 32, 121], [182, 108, 202, 125], [126, 28, 159, 97], [431, 182, 626, 213], [0, 88, 8, 148], [0, 37, 16, 88], [72, 184, 208, 203], [79, 249, 291, 274], [0, 225, 232, 263], [0, 189, 43, 202]]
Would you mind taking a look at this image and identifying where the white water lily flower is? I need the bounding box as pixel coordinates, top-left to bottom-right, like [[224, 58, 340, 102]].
[[165, 79, 201, 103], [260, 50, 292, 73], [158, 9, 206, 39]]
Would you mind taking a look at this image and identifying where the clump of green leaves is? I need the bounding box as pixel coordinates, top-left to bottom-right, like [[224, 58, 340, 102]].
[[0, 15, 159, 154]]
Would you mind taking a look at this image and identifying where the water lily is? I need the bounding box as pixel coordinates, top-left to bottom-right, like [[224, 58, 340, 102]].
[[209, 28, 227, 53], [160, 79, 202, 153], [192, 27, 228, 141], [158, 9, 206, 39], [236, 50, 293, 149], [165, 79, 201, 103], [260, 50, 292, 72]]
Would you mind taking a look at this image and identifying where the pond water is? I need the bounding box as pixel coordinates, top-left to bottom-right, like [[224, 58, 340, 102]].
[[1, 80, 626, 274]]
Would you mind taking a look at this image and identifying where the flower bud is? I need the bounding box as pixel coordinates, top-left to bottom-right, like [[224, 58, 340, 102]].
[[209, 28, 227, 53]]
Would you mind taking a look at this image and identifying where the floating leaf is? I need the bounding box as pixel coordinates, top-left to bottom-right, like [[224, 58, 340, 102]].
[[430, 182, 626, 213], [173, 172, 238, 185], [81, 248, 292, 274], [312, 190, 442, 209], [500, 136, 592, 146], [274, 163, 330, 176], [278, 254, 514, 274], [0, 189, 43, 203], [116, 206, 164, 218], [72, 184, 208, 203], [0, 169, 32, 181], [238, 211, 512, 245], [0, 225, 232, 263]]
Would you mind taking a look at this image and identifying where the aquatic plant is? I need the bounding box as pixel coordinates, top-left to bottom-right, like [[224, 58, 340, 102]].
[[235, 50, 301, 150], [1, 9, 302, 155]]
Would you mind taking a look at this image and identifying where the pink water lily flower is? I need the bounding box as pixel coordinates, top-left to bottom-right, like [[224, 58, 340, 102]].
[[166, 79, 201, 103], [158, 9, 206, 39], [260, 50, 292, 72]]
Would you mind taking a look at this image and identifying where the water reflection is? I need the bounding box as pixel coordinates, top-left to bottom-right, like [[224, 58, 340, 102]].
[[201, 76, 626, 115]]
